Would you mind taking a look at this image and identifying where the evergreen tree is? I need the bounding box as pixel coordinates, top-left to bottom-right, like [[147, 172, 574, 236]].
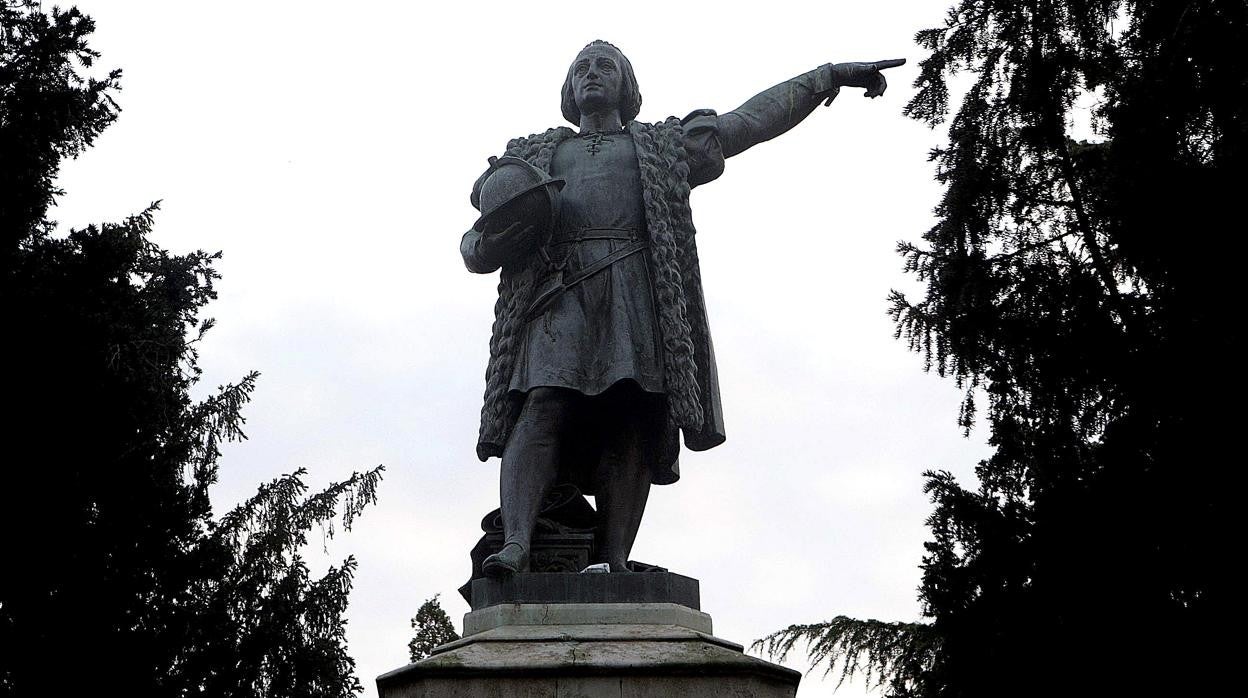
[[1, 3, 382, 695], [408, 595, 460, 662], [174, 467, 382, 697], [758, 2, 1241, 696], [0, 1, 118, 258]]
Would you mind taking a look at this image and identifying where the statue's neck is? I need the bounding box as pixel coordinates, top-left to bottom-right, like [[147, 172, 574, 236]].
[[578, 110, 624, 135]]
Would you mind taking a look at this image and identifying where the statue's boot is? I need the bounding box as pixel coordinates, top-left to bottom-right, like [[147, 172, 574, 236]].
[[482, 541, 529, 577]]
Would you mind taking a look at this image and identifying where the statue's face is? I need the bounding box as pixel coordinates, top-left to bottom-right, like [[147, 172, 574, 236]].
[[570, 45, 624, 117]]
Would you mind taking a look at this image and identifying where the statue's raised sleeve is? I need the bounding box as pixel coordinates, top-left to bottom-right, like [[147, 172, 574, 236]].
[[716, 64, 839, 159], [680, 109, 727, 188]]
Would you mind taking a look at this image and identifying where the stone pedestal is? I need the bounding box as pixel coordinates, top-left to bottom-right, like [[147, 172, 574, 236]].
[[378, 573, 800, 698]]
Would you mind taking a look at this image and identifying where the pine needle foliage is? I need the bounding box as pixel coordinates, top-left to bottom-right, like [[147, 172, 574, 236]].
[[408, 594, 460, 661], [1, 4, 383, 696], [0, 0, 119, 255], [182, 466, 384, 698], [752, 617, 938, 694], [762, 2, 1242, 695]]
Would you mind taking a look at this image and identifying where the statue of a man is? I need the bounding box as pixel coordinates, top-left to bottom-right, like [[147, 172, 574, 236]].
[[461, 41, 902, 576]]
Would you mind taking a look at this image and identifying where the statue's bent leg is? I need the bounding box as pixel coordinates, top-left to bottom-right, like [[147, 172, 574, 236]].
[[594, 394, 651, 573], [489, 386, 575, 575]]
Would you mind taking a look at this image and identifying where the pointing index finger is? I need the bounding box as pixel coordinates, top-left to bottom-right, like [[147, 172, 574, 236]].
[[872, 58, 907, 70]]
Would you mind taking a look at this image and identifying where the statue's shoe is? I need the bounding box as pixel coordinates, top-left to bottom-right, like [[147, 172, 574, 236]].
[[482, 542, 528, 577]]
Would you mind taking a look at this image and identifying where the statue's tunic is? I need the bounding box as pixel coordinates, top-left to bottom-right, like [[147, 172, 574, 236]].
[[463, 65, 839, 479], [464, 114, 726, 478], [508, 132, 662, 396]]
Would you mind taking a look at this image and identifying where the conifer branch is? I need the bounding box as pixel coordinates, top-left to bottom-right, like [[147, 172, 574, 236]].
[[753, 617, 939, 691]]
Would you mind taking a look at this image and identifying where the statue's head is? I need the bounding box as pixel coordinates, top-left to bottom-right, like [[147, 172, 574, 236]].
[[561, 40, 642, 126]]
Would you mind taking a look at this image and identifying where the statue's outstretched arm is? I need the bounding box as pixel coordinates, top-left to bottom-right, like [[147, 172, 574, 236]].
[[717, 59, 904, 158]]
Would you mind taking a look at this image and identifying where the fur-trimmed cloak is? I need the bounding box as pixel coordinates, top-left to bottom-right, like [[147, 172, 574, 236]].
[[473, 114, 727, 476]]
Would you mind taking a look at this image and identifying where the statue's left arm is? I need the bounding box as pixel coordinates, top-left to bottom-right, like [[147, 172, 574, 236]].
[[716, 59, 904, 158]]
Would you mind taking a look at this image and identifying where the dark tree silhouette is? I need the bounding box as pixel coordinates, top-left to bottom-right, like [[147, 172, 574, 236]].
[[408, 595, 460, 662], [758, 2, 1241, 696], [1, 3, 382, 696], [0, 2, 118, 260]]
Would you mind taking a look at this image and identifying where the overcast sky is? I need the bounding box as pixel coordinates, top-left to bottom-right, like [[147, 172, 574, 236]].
[[51, 1, 995, 695]]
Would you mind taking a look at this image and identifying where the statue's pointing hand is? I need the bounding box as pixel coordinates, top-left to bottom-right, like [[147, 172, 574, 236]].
[[832, 58, 906, 99]]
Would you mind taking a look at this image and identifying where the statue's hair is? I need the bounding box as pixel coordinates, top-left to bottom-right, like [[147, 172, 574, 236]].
[[561, 40, 642, 126]]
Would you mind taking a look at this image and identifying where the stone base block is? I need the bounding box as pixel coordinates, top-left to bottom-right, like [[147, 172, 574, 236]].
[[463, 602, 712, 636], [377, 603, 799, 698], [381, 673, 797, 697], [467, 571, 700, 610]]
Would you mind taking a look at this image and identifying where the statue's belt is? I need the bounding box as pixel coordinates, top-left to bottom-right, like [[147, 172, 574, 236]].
[[547, 226, 639, 245], [525, 233, 648, 321]]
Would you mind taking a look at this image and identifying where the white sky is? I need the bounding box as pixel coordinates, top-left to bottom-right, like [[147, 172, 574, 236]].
[[50, 1, 994, 695]]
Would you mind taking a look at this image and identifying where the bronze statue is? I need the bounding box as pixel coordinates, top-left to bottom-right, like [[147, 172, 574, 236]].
[[461, 41, 903, 576]]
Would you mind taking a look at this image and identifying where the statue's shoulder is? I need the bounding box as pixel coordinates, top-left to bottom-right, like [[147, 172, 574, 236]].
[[504, 127, 575, 157], [627, 118, 669, 134], [628, 117, 694, 147]]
